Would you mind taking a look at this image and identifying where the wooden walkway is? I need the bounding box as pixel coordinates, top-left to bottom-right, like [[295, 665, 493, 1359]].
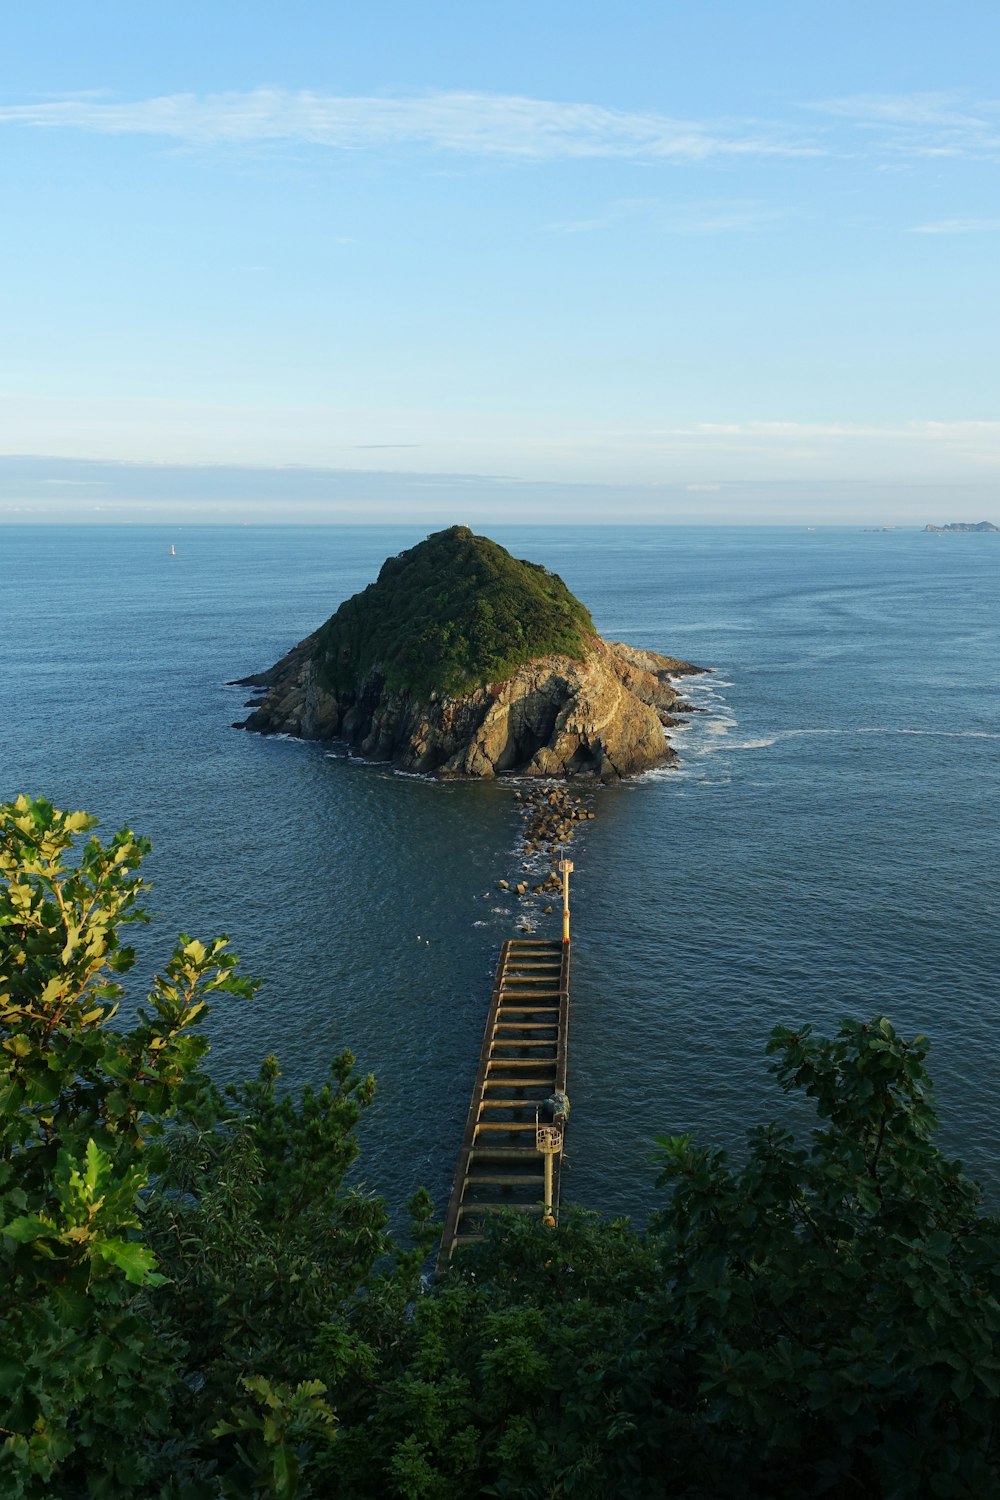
[[437, 936, 570, 1274]]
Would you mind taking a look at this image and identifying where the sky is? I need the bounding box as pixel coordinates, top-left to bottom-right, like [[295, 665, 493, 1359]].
[[2, 1, 999, 523]]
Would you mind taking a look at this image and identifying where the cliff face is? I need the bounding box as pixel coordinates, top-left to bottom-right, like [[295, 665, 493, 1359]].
[[237, 635, 698, 781], [233, 527, 702, 782]]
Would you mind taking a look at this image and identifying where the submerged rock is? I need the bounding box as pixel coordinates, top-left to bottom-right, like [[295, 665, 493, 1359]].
[[234, 526, 703, 782]]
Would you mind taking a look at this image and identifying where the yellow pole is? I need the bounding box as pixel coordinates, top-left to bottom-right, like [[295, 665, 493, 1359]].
[[536, 1116, 561, 1228], [559, 858, 574, 945]]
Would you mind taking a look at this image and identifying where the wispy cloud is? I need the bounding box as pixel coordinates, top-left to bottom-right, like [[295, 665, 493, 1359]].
[[6, 86, 996, 166], [806, 91, 1000, 158], [603, 420, 1000, 479], [0, 88, 818, 161], [645, 419, 1000, 443], [910, 217, 1000, 234], [543, 196, 789, 235]]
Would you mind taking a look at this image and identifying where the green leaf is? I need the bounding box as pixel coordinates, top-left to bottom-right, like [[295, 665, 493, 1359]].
[[4, 1214, 51, 1243], [94, 1237, 166, 1286], [855, 1181, 880, 1215]]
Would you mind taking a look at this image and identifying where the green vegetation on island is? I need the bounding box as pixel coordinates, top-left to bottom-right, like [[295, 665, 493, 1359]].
[[313, 525, 596, 699], [3, 795, 1000, 1498], [923, 521, 999, 533]]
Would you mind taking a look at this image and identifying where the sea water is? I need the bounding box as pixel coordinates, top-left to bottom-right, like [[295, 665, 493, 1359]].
[[2, 524, 998, 1219]]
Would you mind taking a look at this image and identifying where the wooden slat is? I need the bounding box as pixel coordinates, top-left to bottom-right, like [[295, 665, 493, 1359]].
[[478, 1099, 543, 1109], [488, 1057, 555, 1068], [459, 1203, 545, 1217], [495, 1022, 557, 1030], [466, 1174, 544, 1187], [495, 1005, 558, 1014], [490, 1040, 557, 1049]]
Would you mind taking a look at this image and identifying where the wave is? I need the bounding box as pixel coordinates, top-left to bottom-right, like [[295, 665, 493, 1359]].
[[666, 719, 1000, 768], [781, 727, 1000, 742], [322, 751, 444, 783], [632, 762, 733, 786], [872, 727, 1000, 740]]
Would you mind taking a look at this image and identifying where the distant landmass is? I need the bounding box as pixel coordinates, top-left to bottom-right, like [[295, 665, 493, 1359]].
[[924, 521, 999, 533], [235, 525, 701, 781]]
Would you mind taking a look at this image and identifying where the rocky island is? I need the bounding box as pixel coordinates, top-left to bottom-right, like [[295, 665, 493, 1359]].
[[924, 521, 999, 533], [234, 526, 701, 781]]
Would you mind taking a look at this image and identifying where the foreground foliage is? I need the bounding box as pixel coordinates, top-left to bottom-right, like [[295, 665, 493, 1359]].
[[0, 796, 433, 1497], [2, 795, 999, 1498]]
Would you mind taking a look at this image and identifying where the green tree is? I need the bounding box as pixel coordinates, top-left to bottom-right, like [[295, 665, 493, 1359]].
[[0, 795, 431, 1497], [0, 794, 254, 1494], [335, 1020, 1000, 1500]]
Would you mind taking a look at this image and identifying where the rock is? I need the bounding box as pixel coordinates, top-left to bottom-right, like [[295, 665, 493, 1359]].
[[235, 527, 703, 781], [924, 521, 998, 532]]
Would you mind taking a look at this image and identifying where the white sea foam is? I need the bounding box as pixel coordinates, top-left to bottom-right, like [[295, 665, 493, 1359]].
[[686, 678, 735, 690], [777, 727, 1000, 742], [320, 750, 438, 781], [632, 762, 732, 786], [778, 728, 841, 737], [324, 749, 380, 764], [873, 728, 1000, 740], [660, 669, 764, 772]]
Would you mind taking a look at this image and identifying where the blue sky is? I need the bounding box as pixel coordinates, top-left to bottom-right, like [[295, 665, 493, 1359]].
[[2, 1, 999, 522]]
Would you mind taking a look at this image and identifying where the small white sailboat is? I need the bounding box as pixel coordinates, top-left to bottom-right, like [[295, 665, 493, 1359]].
[[170, 545, 176, 557]]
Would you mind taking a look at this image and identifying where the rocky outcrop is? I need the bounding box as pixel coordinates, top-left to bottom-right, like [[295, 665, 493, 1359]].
[[924, 521, 999, 533], [235, 634, 701, 782]]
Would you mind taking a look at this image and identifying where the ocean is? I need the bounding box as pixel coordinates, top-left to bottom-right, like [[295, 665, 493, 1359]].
[[2, 523, 998, 1220]]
